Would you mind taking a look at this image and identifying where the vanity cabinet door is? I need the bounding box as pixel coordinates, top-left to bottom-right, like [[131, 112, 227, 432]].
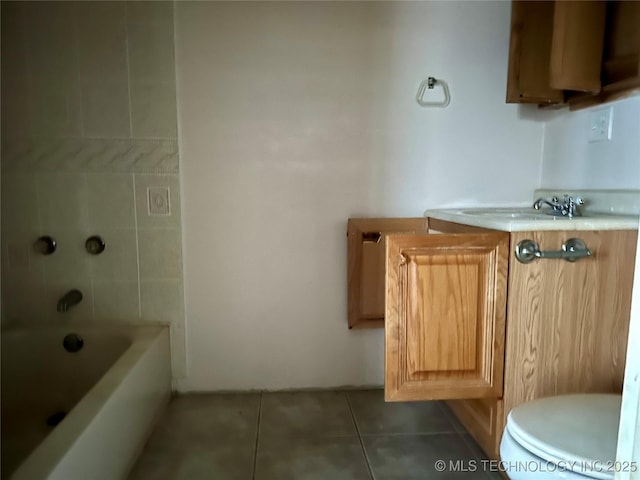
[[384, 233, 509, 402]]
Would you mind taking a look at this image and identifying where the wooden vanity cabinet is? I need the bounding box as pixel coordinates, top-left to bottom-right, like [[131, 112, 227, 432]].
[[500, 229, 636, 431], [447, 226, 635, 458], [347, 217, 637, 459]]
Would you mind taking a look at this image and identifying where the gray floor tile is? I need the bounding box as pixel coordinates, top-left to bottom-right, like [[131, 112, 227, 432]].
[[148, 393, 260, 449], [347, 390, 456, 435], [437, 402, 467, 434], [128, 440, 255, 480], [460, 433, 490, 460], [255, 436, 371, 480], [128, 394, 260, 479], [260, 391, 356, 439], [363, 433, 487, 480], [459, 434, 502, 480]]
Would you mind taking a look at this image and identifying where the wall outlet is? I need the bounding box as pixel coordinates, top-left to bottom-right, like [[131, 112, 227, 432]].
[[147, 187, 171, 216], [588, 107, 613, 143]]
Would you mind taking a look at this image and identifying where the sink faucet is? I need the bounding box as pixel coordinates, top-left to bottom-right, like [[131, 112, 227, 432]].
[[533, 194, 584, 218], [57, 289, 83, 313], [533, 196, 564, 214]]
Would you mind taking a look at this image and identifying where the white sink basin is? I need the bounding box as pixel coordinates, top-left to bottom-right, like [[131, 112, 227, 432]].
[[424, 207, 638, 232], [458, 208, 556, 220]]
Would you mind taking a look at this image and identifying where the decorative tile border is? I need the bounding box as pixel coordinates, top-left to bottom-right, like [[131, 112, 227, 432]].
[[1, 137, 179, 173]]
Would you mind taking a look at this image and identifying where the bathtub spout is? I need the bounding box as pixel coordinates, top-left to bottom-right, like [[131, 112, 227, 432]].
[[57, 289, 83, 313]]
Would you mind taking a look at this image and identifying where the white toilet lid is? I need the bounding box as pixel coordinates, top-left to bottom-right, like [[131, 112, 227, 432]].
[[506, 394, 621, 477]]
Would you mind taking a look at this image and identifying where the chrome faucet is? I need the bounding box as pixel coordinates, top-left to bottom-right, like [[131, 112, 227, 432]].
[[533, 196, 564, 214], [57, 289, 83, 313], [533, 194, 584, 218]]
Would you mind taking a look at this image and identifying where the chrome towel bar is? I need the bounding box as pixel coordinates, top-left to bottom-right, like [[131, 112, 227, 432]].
[[515, 238, 592, 264]]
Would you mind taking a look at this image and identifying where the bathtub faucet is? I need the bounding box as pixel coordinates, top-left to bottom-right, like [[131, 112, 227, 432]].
[[57, 289, 83, 313]]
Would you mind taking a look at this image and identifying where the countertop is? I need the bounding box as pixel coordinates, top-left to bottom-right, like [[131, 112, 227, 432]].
[[424, 208, 639, 232]]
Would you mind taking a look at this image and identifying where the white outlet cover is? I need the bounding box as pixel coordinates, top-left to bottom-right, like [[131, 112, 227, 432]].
[[147, 187, 171, 216], [588, 107, 613, 143]]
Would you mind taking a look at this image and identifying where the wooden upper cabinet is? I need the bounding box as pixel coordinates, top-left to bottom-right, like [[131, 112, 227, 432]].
[[600, 1, 640, 92], [384, 232, 509, 402], [507, 1, 564, 103], [549, 1, 606, 93], [347, 218, 428, 329], [507, 1, 607, 104]]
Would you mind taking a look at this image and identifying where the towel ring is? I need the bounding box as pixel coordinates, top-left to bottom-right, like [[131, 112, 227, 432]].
[[416, 76, 450, 108]]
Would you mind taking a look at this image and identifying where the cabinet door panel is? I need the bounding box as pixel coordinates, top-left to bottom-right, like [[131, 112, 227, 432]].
[[550, 1, 606, 92], [385, 233, 508, 401], [506, 0, 564, 103]]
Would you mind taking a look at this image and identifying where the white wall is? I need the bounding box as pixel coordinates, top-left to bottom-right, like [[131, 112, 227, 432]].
[[540, 96, 640, 189], [174, 1, 545, 391]]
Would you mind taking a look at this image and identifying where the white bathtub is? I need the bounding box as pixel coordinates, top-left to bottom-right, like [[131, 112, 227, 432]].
[[1, 326, 171, 480]]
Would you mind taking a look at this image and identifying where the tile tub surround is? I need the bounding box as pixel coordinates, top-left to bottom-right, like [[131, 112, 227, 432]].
[[0, 172, 187, 380], [129, 390, 500, 480], [0, 1, 187, 382], [1, 2, 178, 145]]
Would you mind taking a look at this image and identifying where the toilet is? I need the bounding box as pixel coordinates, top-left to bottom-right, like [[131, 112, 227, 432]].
[[500, 394, 622, 480]]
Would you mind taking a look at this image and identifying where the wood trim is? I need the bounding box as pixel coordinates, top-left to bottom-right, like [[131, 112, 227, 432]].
[[428, 218, 498, 235], [349, 318, 384, 330], [567, 85, 640, 111], [603, 55, 640, 85], [447, 398, 503, 459]]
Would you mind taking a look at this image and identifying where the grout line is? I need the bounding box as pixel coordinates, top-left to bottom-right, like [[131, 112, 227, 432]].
[[359, 431, 459, 438], [123, 3, 134, 138], [251, 392, 263, 480], [33, 172, 45, 285], [84, 173, 97, 322], [458, 433, 497, 480], [72, 5, 85, 137], [345, 392, 376, 480], [436, 402, 494, 478], [435, 401, 465, 434], [131, 173, 143, 318]]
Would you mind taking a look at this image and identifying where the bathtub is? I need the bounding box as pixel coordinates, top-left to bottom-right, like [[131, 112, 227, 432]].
[[1, 326, 171, 480]]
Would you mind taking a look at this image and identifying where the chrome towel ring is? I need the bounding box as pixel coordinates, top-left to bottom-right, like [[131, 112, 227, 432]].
[[416, 76, 451, 108]]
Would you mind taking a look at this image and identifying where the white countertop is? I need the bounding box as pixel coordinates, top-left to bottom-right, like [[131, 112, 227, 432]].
[[424, 208, 639, 232]]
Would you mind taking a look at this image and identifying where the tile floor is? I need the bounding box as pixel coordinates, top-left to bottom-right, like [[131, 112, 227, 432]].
[[129, 389, 500, 480]]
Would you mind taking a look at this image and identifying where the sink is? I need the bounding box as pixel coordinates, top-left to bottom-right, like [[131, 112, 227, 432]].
[[458, 208, 565, 220], [424, 207, 638, 232]]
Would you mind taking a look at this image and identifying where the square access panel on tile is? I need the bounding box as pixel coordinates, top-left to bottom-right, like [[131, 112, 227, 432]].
[[148, 186, 171, 216]]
